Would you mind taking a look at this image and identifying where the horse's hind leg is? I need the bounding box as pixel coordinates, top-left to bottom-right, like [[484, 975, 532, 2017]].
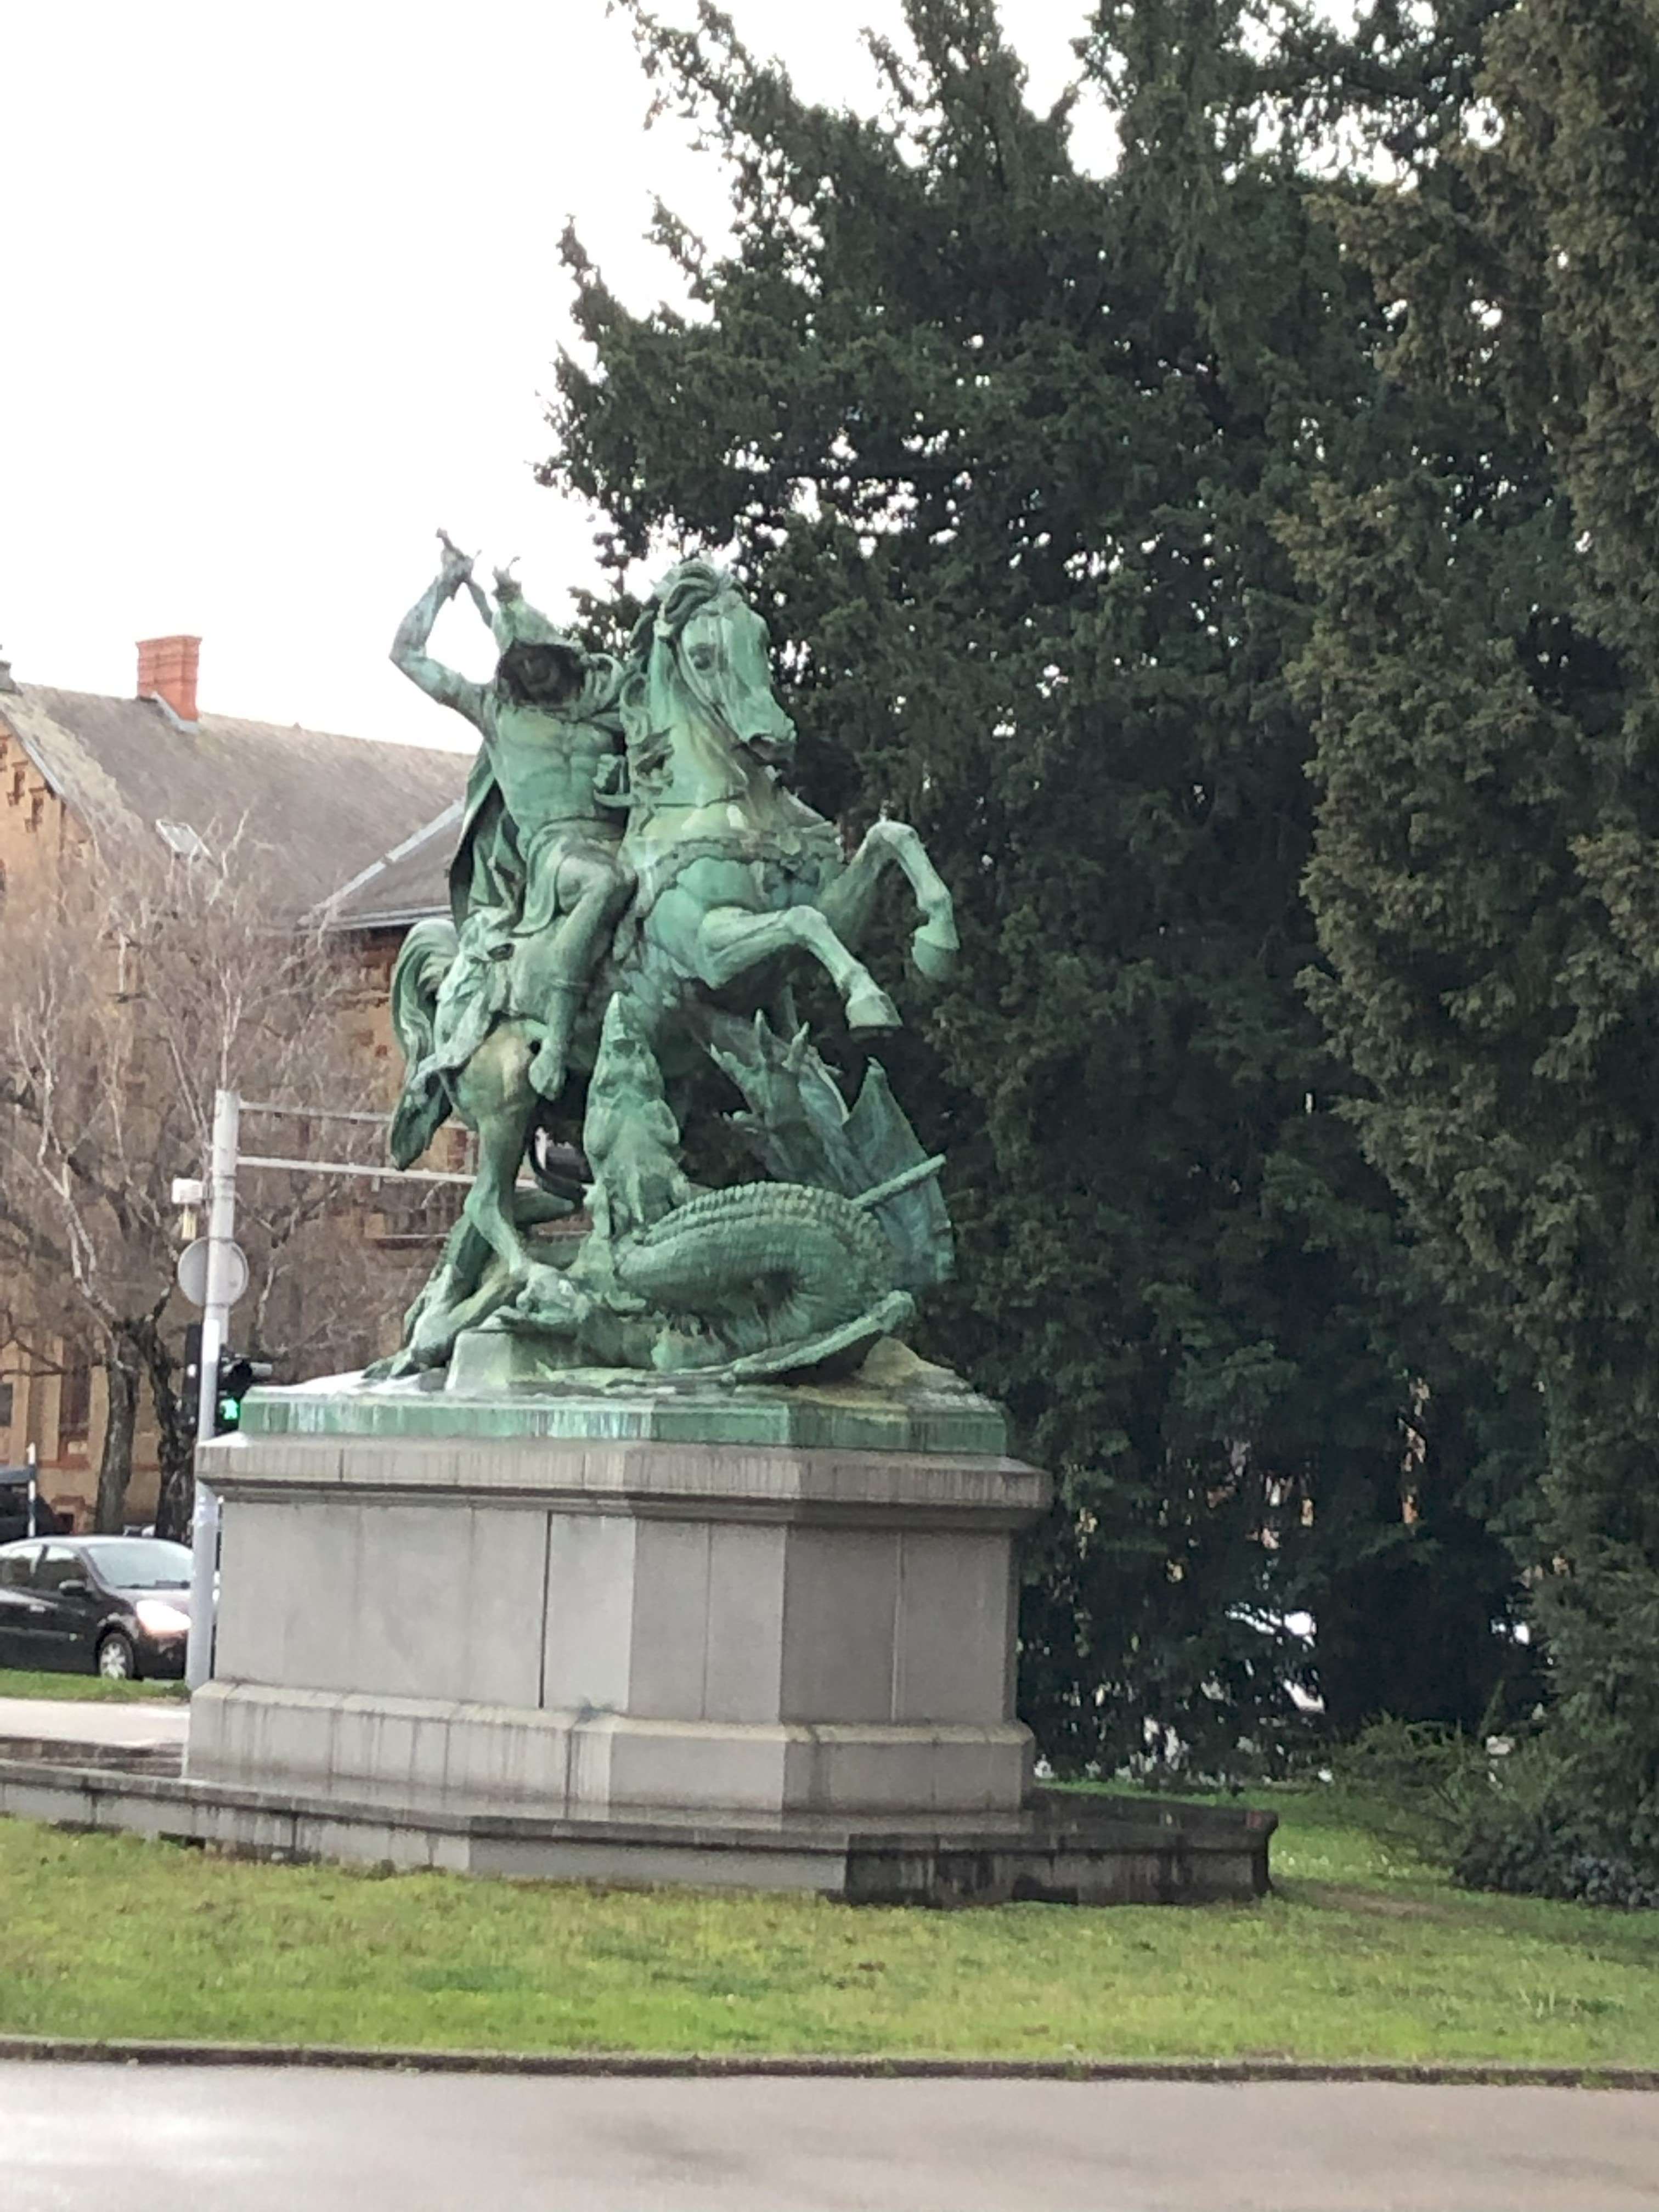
[[454, 1029, 539, 1276], [376, 1215, 505, 1377], [456, 1027, 591, 1328]]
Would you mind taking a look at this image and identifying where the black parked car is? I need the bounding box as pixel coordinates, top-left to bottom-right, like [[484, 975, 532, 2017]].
[[0, 1536, 192, 1679], [0, 1474, 68, 1547]]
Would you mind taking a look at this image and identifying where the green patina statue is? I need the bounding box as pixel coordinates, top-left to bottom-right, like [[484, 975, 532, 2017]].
[[377, 535, 959, 1384], [391, 533, 631, 1116]]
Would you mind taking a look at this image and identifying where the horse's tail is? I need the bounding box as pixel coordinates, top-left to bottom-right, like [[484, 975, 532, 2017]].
[[387, 918, 459, 1169]]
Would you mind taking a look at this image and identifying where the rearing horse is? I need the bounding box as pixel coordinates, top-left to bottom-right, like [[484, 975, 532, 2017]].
[[613, 559, 958, 1051], [385, 557, 958, 1368]]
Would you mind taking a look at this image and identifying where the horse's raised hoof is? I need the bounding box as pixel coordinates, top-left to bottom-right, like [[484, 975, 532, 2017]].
[[845, 983, 901, 1032], [910, 918, 959, 983]]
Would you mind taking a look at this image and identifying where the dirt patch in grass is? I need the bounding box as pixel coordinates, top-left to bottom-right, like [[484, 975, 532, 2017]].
[[1286, 1883, 1465, 1922]]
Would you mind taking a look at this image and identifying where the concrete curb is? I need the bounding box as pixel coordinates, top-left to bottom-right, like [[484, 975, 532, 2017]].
[[1, 2037, 1655, 2087]]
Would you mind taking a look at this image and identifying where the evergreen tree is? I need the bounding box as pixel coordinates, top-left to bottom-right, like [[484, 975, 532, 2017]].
[[546, 0, 1526, 1770], [1295, 0, 1659, 1866]]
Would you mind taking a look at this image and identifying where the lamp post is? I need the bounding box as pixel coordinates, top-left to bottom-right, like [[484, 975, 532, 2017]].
[[185, 1087, 239, 1690]]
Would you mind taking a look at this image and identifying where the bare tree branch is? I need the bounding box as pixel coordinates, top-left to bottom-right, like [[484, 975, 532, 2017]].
[[0, 829, 435, 1530]]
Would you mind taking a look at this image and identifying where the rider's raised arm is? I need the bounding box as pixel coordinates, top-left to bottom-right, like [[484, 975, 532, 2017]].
[[390, 537, 488, 727], [460, 573, 495, 633]]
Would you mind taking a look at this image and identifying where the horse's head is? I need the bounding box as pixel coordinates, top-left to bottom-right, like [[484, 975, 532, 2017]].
[[630, 560, 797, 768]]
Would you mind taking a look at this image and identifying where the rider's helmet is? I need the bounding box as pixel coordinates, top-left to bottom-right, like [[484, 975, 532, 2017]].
[[490, 571, 586, 705], [490, 568, 568, 654]]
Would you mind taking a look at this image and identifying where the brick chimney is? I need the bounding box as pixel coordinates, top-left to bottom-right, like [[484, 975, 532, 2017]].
[[137, 635, 201, 723]]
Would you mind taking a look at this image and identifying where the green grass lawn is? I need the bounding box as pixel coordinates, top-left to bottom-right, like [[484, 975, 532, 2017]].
[[0, 1668, 188, 1704], [0, 1791, 1655, 2062]]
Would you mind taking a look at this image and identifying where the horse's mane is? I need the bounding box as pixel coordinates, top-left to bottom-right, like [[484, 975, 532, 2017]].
[[629, 558, 735, 657]]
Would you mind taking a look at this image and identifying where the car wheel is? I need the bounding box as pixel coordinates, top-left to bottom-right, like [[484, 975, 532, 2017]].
[[96, 1630, 138, 1681]]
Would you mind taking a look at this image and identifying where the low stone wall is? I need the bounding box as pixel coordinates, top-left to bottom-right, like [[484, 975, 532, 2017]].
[[0, 1751, 1276, 1905]]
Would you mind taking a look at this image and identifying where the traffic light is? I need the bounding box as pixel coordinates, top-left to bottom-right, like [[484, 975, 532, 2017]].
[[183, 1322, 205, 1406], [215, 1352, 275, 1433], [182, 1325, 274, 1434]]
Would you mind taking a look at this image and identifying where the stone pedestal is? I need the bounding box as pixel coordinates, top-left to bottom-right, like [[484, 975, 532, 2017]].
[[189, 1345, 1049, 1826]]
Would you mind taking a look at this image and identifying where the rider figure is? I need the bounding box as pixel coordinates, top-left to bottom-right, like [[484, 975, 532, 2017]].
[[391, 533, 632, 1105]]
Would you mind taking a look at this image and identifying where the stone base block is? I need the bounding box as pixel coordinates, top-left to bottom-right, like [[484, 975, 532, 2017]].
[[189, 1684, 1034, 1819], [190, 1382, 1051, 1827]]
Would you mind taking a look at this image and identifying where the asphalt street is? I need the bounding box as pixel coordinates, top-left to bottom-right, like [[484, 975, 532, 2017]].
[[2, 2065, 1656, 2211]]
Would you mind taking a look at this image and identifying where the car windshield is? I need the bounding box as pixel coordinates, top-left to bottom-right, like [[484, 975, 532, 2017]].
[[79, 1539, 193, 1590]]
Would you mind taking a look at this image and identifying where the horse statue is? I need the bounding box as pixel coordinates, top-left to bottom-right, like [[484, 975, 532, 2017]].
[[612, 558, 957, 1040], [377, 552, 957, 1381]]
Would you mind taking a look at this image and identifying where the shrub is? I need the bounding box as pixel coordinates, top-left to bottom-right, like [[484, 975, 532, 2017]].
[[1325, 1718, 1495, 1859], [1335, 1718, 1659, 1910], [1456, 1785, 1659, 1911]]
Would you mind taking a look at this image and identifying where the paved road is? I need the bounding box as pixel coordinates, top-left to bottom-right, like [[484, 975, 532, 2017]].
[[2, 2065, 1656, 2211], [0, 1695, 188, 1750]]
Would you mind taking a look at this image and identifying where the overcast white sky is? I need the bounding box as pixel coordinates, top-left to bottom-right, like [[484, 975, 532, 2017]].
[[3, 0, 1100, 754]]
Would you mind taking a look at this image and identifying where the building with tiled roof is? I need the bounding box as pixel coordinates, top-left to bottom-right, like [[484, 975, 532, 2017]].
[[0, 635, 465, 915], [0, 633, 467, 1526]]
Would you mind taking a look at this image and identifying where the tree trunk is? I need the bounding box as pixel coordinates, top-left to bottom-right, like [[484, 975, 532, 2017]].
[[137, 1320, 196, 1543], [153, 1432, 195, 1544], [93, 1348, 140, 1533]]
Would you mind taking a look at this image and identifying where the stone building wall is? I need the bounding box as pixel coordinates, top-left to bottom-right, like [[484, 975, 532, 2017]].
[[0, 709, 111, 1522]]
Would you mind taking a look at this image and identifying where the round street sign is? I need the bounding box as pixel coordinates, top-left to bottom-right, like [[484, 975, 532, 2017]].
[[175, 1237, 250, 1308]]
